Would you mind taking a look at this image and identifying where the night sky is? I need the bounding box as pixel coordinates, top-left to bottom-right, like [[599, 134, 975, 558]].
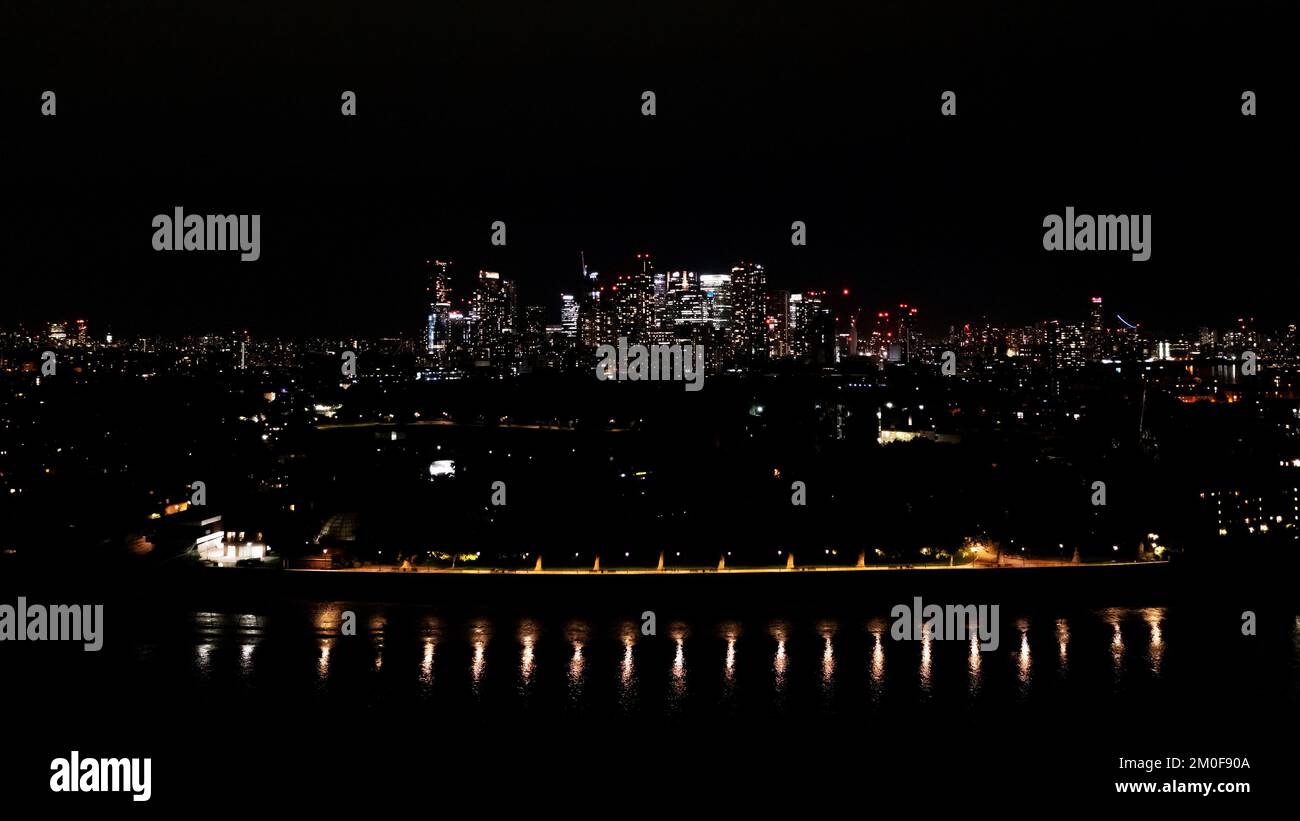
[[2, 1, 1291, 336]]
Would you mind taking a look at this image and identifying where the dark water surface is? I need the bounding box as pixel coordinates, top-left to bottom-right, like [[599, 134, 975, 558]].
[[4, 580, 1294, 806], [11, 595, 1292, 720], [139, 604, 1298, 718]]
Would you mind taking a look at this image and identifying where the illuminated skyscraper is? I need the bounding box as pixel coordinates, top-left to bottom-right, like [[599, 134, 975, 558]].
[[699, 274, 732, 332], [729, 261, 767, 365], [666, 271, 703, 336], [578, 298, 601, 349], [765, 289, 791, 359], [789, 293, 806, 357], [808, 294, 836, 365], [1089, 296, 1104, 335], [560, 294, 578, 339], [610, 268, 655, 342], [867, 309, 892, 360], [425, 259, 453, 356], [790, 292, 834, 364], [471, 270, 517, 363], [1087, 296, 1105, 361], [895, 303, 919, 363], [521, 305, 547, 363]]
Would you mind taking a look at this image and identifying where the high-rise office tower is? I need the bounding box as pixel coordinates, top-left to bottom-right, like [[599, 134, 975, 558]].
[[425, 259, 453, 356], [1087, 296, 1105, 361], [699, 274, 733, 331], [729, 261, 767, 365], [560, 294, 578, 339], [790, 292, 834, 364], [895, 303, 919, 363], [808, 294, 836, 365], [521, 305, 548, 362], [789, 293, 807, 358], [765, 289, 791, 359], [471, 270, 517, 363], [665, 271, 702, 338], [1089, 296, 1104, 335], [610, 268, 656, 343], [578, 298, 601, 349]]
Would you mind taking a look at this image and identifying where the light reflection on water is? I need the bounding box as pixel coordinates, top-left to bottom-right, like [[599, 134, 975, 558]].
[[818, 620, 836, 700], [919, 625, 933, 695], [617, 620, 638, 712], [369, 613, 386, 673], [194, 642, 214, 679], [420, 637, 436, 692], [469, 621, 491, 696], [569, 641, 585, 698], [1144, 608, 1164, 677], [667, 623, 688, 711], [1106, 609, 1125, 684], [868, 619, 886, 702], [171, 606, 1296, 714], [770, 619, 790, 709], [1056, 618, 1070, 674], [720, 621, 740, 703], [566, 620, 589, 703], [420, 615, 442, 696], [312, 603, 346, 633], [318, 637, 333, 682], [518, 619, 539, 693], [1016, 619, 1032, 696]]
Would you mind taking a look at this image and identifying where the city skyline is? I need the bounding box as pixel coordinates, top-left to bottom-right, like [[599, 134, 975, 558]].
[[12, 268, 1290, 360], [2, 1, 1290, 807]]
